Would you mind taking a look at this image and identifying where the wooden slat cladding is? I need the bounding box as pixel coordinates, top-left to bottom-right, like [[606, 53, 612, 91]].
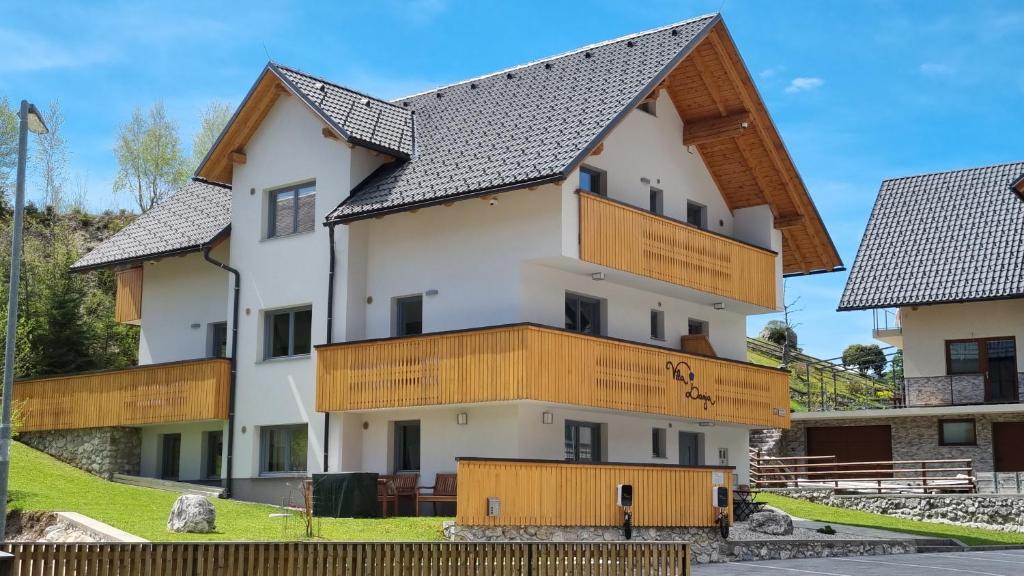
[[457, 459, 731, 528], [316, 324, 790, 429], [14, 358, 230, 431], [2, 541, 690, 576], [579, 192, 777, 309], [681, 334, 716, 357], [114, 267, 143, 324]]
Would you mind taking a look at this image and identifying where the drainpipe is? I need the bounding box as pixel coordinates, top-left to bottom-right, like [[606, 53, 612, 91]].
[[323, 223, 337, 472], [203, 244, 240, 499]]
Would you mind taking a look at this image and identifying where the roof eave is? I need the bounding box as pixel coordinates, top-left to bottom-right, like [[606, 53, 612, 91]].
[[837, 291, 1024, 312]]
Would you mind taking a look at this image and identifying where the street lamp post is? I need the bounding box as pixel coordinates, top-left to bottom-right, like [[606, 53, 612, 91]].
[[0, 100, 48, 541]]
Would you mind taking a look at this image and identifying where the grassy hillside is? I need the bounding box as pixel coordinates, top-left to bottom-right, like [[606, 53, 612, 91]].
[[747, 338, 897, 412], [9, 442, 445, 541]]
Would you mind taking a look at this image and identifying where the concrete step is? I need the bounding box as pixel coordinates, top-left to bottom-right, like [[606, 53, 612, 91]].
[[913, 539, 968, 553], [112, 474, 223, 497]]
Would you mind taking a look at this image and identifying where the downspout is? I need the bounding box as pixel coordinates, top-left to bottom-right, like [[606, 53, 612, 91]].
[[203, 244, 240, 499], [323, 222, 337, 472]]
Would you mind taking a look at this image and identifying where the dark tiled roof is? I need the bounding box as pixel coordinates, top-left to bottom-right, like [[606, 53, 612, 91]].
[[839, 161, 1024, 310], [272, 64, 414, 158], [71, 179, 231, 271], [327, 14, 718, 221]]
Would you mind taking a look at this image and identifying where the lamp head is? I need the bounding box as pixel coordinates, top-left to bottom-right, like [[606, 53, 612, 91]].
[[25, 102, 48, 135]]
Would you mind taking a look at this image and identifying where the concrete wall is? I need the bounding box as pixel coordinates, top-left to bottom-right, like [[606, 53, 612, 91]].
[[900, 300, 1024, 378]]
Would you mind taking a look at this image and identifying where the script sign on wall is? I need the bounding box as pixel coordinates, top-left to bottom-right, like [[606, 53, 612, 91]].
[[666, 360, 717, 410]]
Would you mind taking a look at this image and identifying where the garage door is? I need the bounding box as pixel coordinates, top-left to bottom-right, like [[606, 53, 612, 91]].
[[806, 425, 893, 478], [993, 422, 1024, 472]]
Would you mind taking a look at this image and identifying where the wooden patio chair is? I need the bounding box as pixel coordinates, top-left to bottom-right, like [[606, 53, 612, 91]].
[[377, 478, 398, 517], [381, 473, 419, 515], [416, 473, 457, 516]]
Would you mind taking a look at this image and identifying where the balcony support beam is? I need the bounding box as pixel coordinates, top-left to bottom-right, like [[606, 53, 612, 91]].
[[682, 112, 752, 147]]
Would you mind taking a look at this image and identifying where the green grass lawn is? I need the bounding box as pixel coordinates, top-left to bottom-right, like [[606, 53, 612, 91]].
[[9, 442, 447, 541], [760, 492, 1024, 547]]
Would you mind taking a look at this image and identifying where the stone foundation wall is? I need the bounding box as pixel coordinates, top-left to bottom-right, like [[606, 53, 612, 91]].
[[784, 489, 1024, 532], [782, 413, 1024, 473], [726, 539, 916, 561], [19, 427, 141, 479], [444, 523, 725, 564]]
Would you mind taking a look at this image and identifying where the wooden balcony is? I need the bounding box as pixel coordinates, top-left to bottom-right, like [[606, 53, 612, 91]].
[[456, 458, 733, 527], [578, 192, 778, 309], [316, 324, 790, 429], [14, 358, 230, 432]]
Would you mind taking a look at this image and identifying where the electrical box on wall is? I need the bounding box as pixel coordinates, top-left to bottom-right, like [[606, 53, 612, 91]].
[[711, 486, 728, 508], [487, 497, 500, 517], [616, 484, 633, 507]]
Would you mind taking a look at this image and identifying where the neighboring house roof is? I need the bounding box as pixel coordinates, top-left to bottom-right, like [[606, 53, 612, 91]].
[[71, 179, 232, 272], [327, 14, 718, 222], [838, 161, 1024, 311]]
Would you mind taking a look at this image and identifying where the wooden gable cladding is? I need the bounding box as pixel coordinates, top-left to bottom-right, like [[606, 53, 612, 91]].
[[196, 69, 289, 185], [114, 266, 143, 324], [665, 23, 841, 275]]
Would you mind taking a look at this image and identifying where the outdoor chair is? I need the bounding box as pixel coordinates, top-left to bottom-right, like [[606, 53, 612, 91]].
[[416, 473, 457, 516], [377, 478, 398, 517], [381, 473, 419, 514]]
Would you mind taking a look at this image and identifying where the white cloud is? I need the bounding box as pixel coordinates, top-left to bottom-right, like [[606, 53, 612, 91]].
[[784, 77, 824, 94], [0, 28, 110, 72], [919, 62, 954, 76], [759, 65, 784, 79]]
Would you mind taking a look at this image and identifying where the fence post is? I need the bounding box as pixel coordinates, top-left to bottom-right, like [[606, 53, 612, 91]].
[[921, 462, 928, 494]]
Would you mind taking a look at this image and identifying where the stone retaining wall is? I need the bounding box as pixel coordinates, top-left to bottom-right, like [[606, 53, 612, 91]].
[[784, 489, 1024, 533], [726, 539, 917, 561], [19, 427, 141, 479]]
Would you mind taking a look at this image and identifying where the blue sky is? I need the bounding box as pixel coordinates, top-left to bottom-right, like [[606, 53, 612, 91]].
[[3, 0, 1023, 359]]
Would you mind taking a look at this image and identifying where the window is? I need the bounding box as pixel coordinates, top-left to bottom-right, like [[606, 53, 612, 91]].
[[650, 309, 665, 340], [265, 306, 312, 359], [261, 425, 308, 474], [204, 431, 223, 479], [394, 421, 421, 472], [688, 318, 709, 336], [394, 295, 423, 336], [947, 341, 980, 374], [579, 166, 606, 196], [268, 182, 316, 238], [637, 98, 657, 116], [649, 187, 664, 215], [946, 337, 1018, 402], [652, 427, 667, 458], [565, 421, 602, 462], [939, 420, 976, 446], [208, 322, 228, 358], [686, 201, 707, 229], [565, 292, 602, 335]]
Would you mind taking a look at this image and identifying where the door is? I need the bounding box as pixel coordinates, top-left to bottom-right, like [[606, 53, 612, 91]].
[[564, 421, 602, 462], [205, 431, 223, 479], [806, 425, 893, 478], [986, 339, 1018, 402], [993, 422, 1024, 471], [161, 433, 181, 480], [678, 431, 702, 466], [393, 421, 421, 473]]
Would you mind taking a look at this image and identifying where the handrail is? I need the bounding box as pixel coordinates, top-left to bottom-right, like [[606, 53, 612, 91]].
[[750, 451, 976, 493]]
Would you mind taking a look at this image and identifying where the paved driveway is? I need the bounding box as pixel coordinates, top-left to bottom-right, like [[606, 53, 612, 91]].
[[693, 549, 1024, 575]]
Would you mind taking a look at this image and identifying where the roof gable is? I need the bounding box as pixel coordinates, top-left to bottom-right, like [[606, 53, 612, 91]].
[[839, 161, 1024, 310]]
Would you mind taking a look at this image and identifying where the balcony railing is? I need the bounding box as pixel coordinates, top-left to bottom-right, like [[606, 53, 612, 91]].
[[14, 358, 230, 432], [578, 192, 777, 309], [316, 324, 791, 429], [456, 457, 733, 527]]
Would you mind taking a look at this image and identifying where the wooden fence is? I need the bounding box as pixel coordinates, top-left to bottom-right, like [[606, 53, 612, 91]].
[[316, 323, 791, 429], [750, 451, 976, 493], [578, 191, 777, 309], [0, 541, 690, 576]]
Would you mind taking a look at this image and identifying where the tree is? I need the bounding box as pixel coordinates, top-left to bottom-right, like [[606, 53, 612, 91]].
[[191, 102, 232, 170], [113, 102, 188, 212], [33, 101, 68, 211], [842, 343, 887, 378], [760, 320, 798, 349], [0, 97, 18, 201]]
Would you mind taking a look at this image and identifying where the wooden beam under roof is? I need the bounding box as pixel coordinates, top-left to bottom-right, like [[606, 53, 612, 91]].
[[229, 151, 246, 165], [683, 112, 752, 147]]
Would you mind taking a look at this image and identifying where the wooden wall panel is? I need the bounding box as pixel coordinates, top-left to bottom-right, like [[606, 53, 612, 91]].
[[457, 459, 732, 528], [14, 358, 230, 431], [316, 324, 790, 429], [114, 267, 143, 324]]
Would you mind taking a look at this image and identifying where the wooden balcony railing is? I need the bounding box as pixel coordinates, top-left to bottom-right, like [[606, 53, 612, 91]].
[[578, 192, 778, 309], [316, 324, 790, 429], [14, 358, 230, 432], [456, 458, 733, 527]]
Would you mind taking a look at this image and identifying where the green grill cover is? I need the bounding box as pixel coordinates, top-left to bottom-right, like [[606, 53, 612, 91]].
[[312, 473, 380, 518]]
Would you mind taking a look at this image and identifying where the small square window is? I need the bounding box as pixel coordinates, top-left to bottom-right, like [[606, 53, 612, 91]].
[[394, 295, 423, 336], [650, 309, 665, 340], [566, 292, 603, 335], [939, 420, 976, 446], [579, 166, 606, 196], [688, 318, 709, 336], [260, 425, 308, 474], [686, 201, 707, 229], [652, 428, 667, 458], [638, 98, 657, 116], [264, 306, 312, 359], [649, 187, 664, 215], [268, 182, 316, 238]]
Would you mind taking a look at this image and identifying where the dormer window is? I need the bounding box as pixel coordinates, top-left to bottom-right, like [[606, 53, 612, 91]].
[[579, 166, 607, 196]]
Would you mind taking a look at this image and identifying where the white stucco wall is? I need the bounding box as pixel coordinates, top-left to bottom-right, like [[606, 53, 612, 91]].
[[139, 421, 225, 481], [137, 243, 231, 365], [901, 300, 1024, 378]]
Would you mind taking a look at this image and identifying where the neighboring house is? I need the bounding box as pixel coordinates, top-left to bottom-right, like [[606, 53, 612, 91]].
[[787, 161, 1024, 487], [14, 11, 840, 523]]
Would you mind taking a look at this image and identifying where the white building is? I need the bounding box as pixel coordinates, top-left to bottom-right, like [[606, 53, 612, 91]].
[[17, 14, 839, 527]]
